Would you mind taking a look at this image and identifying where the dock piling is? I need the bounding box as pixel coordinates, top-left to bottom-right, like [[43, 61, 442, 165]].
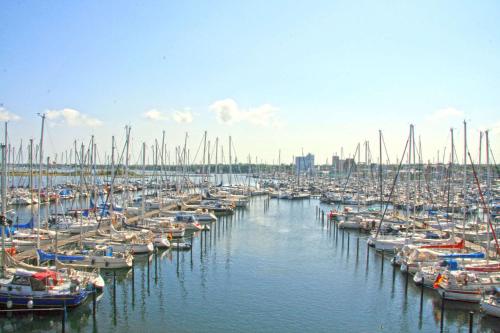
[[356, 237, 359, 259], [440, 293, 446, 333], [62, 301, 66, 333], [420, 277, 424, 311], [405, 271, 409, 295], [469, 311, 473, 333], [347, 233, 350, 255], [92, 285, 96, 318], [381, 251, 384, 272]]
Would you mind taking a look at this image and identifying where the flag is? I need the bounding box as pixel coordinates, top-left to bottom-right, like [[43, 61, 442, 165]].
[[433, 273, 443, 289]]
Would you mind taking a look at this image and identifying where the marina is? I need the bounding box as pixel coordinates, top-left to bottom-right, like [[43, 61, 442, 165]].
[[1, 196, 499, 332], [2, 1, 500, 332]]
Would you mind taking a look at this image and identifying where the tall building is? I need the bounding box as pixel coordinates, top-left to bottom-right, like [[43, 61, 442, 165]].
[[332, 155, 340, 173], [295, 153, 315, 175], [331, 154, 356, 174]]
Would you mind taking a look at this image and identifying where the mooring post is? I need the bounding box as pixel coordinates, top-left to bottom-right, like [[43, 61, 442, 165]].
[[469, 311, 473, 333], [347, 232, 350, 255], [113, 271, 117, 302], [62, 301, 66, 333], [440, 293, 446, 333], [356, 237, 360, 258], [190, 233, 194, 263], [420, 277, 424, 310], [366, 244, 370, 268], [147, 254, 149, 282], [177, 243, 180, 272], [154, 248, 158, 280], [92, 285, 97, 318], [405, 270, 409, 294], [381, 250, 384, 272]]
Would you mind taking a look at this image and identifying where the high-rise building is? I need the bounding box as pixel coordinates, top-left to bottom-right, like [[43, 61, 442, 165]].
[[295, 153, 315, 175]]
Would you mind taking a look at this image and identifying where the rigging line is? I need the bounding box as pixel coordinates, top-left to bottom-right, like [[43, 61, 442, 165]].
[[381, 132, 391, 165], [375, 135, 410, 239], [488, 146, 499, 177], [189, 133, 204, 166], [335, 144, 360, 212], [468, 152, 500, 255]]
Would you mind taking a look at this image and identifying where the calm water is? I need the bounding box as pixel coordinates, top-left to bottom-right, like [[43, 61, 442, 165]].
[[1, 197, 500, 332]]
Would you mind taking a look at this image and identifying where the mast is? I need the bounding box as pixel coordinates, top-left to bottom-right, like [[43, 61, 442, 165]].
[[29, 139, 34, 231], [202, 131, 207, 176], [478, 131, 483, 167], [141, 142, 146, 224], [124, 126, 131, 209], [449, 128, 455, 241], [1, 141, 6, 274], [45, 156, 50, 231], [462, 120, 467, 245], [79, 143, 84, 248], [228, 136, 232, 186], [215, 137, 219, 185], [36, 114, 45, 264], [109, 136, 115, 220], [379, 130, 383, 212], [486, 130, 490, 261]]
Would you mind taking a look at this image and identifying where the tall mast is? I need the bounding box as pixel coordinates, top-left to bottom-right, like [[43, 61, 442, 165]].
[[478, 131, 483, 167], [379, 130, 383, 212], [449, 127, 455, 241], [141, 142, 146, 224], [462, 120, 468, 247], [36, 114, 45, 263], [29, 139, 34, 231], [1, 140, 7, 274], [228, 136, 233, 186], [215, 137, 219, 184], [202, 131, 207, 176], [109, 136, 115, 219], [124, 126, 130, 209], [486, 130, 491, 261]]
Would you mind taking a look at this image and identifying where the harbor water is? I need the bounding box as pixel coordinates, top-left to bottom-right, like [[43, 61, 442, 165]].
[[1, 197, 499, 332]]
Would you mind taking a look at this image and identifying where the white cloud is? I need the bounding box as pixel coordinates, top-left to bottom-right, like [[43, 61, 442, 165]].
[[144, 109, 169, 121], [0, 108, 21, 121], [172, 110, 193, 124], [144, 108, 194, 123], [425, 107, 464, 122], [46, 108, 102, 127], [210, 99, 241, 124], [210, 98, 282, 127]]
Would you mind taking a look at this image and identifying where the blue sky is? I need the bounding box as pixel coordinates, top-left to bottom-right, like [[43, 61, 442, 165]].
[[1, 1, 499, 164]]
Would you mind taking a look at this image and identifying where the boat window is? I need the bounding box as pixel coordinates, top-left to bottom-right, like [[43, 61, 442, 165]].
[[12, 275, 31, 286], [30, 277, 46, 291]]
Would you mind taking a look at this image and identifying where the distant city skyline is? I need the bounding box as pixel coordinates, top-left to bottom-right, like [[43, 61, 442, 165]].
[[1, 1, 499, 165]]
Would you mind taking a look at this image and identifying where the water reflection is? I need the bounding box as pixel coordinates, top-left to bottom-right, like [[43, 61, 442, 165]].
[[4, 197, 500, 332]]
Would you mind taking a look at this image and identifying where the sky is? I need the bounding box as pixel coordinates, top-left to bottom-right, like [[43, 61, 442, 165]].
[[1, 0, 499, 165]]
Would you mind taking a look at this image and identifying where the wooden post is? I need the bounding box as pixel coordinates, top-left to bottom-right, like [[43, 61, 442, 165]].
[[440, 293, 445, 333], [347, 232, 350, 255], [92, 285, 96, 317], [154, 247, 158, 282], [420, 277, 424, 311], [113, 271, 116, 302], [405, 271, 409, 294], [468, 311, 473, 333], [366, 245, 370, 267], [381, 250, 384, 272], [356, 237, 360, 258], [62, 301, 66, 333]]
